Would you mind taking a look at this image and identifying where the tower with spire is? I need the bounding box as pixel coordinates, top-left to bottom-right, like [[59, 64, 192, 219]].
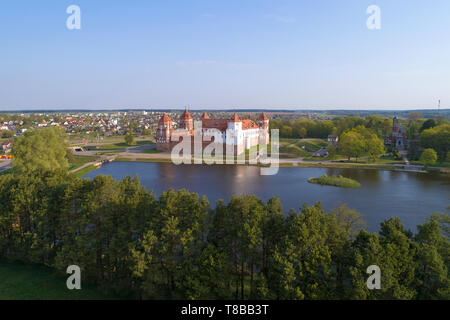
[[156, 113, 173, 151], [180, 108, 194, 131], [257, 112, 270, 145]]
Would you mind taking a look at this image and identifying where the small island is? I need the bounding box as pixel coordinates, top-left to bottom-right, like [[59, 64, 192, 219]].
[[308, 174, 361, 188]]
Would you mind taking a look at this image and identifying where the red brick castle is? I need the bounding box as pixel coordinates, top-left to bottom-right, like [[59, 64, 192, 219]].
[[156, 110, 270, 155]]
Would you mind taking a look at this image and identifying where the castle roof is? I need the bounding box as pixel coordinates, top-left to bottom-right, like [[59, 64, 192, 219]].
[[159, 113, 172, 123], [201, 118, 259, 131], [230, 113, 240, 122], [202, 119, 229, 131], [241, 119, 259, 130], [201, 112, 210, 120], [181, 109, 192, 120], [258, 112, 269, 121]]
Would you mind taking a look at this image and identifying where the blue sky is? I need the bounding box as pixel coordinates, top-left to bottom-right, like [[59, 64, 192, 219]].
[[1, 0, 449, 110]]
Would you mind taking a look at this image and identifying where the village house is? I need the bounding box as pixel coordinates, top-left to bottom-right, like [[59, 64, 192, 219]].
[[312, 147, 329, 158], [1, 140, 12, 154], [327, 135, 339, 147]]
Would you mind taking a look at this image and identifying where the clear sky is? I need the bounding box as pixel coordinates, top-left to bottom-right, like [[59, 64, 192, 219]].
[[1, 0, 449, 110]]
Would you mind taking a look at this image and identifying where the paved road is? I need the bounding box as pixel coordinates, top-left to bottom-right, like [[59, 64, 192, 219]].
[[0, 160, 12, 172]]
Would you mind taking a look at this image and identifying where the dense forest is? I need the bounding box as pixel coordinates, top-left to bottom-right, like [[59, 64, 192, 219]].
[[0, 168, 448, 300], [0, 126, 448, 300]]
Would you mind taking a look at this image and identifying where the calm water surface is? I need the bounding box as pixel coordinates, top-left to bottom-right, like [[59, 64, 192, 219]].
[[85, 162, 450, 232]]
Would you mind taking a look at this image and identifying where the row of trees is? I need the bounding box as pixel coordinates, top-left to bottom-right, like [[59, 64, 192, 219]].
[[270, 116, 393, 140], [419, 124, 450, 161], [0, 168, 448, 300]]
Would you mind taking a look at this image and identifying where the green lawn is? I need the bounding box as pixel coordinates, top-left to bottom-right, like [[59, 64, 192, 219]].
[[0, 262, 114, 300], [72, 165, 99, 178], [278, 138, 329, 158], [68, 155, 100, 171], [95, 140, 154, 151], [279, 144, 310, 158], [410, 160, 450, 168]]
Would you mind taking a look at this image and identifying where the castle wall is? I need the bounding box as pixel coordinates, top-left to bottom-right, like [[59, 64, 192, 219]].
[[156, 115, 269, 155]]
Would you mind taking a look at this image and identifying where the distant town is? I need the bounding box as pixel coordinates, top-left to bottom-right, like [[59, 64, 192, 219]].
[[1, 108, 448, 177]]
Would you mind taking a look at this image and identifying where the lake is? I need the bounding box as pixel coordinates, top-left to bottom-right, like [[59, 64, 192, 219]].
[[84, 162, 450, 233]]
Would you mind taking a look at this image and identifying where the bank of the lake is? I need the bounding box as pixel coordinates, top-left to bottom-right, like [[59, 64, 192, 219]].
[[112, 155, 450, 174], [83, 161, 450, 233]]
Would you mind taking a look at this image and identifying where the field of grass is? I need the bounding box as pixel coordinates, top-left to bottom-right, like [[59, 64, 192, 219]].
[[410, 160, 450, 168], [295, 139, 328, 152], [72, 165, 99, 178], [279, 138, 328, 158], [308, 174, 361, 188], [279, 144, 310, 158], [94, 140, 154, 151], [68, 155, 100, 171], [0, 261, 113, 300]]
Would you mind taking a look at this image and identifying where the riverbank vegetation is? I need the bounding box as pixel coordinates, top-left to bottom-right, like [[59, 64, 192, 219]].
[[71, 164, 99, 178], [308, 174, 361, 188]]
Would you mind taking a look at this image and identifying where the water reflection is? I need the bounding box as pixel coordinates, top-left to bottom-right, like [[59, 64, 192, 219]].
[[85, 162, 450, 233]]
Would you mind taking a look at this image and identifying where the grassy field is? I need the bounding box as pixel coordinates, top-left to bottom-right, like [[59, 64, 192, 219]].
[[279, 138, 328, 158], [94, 140, 154, 151], [279, 144, 310, 158], [68, 155, 100, 171], [72, 165, 99, 178], [0, 262, 113, 300], [411, 160, 450, 168], [308, 174, 361, 188]]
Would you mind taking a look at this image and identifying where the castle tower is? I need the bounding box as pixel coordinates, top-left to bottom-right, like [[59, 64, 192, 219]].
[[201, 112, 210, 120], [393, 116, 399, 133], [257, 112, 270, 145], [180, 108, 193, 131], [156, 113, 173, 151]]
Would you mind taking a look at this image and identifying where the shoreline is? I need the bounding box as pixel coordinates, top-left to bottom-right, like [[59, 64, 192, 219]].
[[69, 148, 450, 176], [109, 156, 449, 175]]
